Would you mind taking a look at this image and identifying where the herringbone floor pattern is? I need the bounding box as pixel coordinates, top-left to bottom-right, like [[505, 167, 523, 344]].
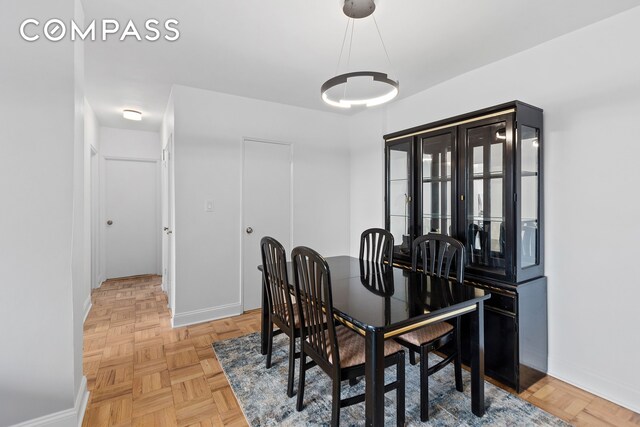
[[82, 275, 640, 426]]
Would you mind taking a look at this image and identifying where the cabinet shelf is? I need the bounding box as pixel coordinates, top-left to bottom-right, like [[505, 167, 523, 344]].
[[472, 171, 504, 179], [468, 216, 505, 222], [422, 176, 452, 183]]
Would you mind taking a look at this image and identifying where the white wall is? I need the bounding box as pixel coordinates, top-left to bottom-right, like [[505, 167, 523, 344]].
[[71, 0, 89, 414], [349, 6, 640, 412], [169, 85, 350, 326], [348, 108, 388, 256], [0, 0, 88, 425], [100, 126, 161, 160]]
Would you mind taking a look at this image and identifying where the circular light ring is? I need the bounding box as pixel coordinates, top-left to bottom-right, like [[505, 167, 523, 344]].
[[321, 71, 399, 109]]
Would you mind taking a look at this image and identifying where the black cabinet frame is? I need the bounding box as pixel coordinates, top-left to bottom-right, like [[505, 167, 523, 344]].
[[384, 101, 547, 392]]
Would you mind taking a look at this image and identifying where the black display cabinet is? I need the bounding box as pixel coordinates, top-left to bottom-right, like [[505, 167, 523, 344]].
[[384, 101, 547, 392]]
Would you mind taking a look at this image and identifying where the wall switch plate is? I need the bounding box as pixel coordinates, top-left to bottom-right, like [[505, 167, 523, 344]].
[[205, 200, 214, 212]]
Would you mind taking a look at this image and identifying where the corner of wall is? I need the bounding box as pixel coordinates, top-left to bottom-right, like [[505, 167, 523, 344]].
[[10, 376, 89, 427]]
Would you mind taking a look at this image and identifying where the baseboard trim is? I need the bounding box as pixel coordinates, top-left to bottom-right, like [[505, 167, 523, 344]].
[[11, 376, 89, 427], [549, 356, 640, 414], [75, 376, 90, 427], [83, 295, 92, 323], [172, 302, 243, 328]]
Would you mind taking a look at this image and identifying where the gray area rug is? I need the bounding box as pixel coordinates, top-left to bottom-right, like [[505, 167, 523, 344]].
[[213, 332, 567, 426]]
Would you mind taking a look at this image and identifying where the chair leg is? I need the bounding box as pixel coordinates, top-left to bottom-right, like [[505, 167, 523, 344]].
[[331, 377, 341, 427], [396, 352, 405, 427], [419, 346, 430, 422], [265, 320, 274, 369], [409, 349, 417, 365], [296, 351, 306, 412], [287, 335, 296, 397], [454, 322, 463, 393]]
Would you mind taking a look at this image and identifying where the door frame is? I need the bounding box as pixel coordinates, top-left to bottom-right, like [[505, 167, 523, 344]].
[[161, 134, 175, 313], [100, 155, 162, 280], [240, 137, 294, 312], [90, 145, 101, 289]]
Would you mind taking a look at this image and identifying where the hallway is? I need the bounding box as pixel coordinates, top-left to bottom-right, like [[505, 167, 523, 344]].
[[82, 276, 260, 426]]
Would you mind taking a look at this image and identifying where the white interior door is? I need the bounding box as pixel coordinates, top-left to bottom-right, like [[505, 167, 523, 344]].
[[105, 158, 160, 279], [161, 135, 175, 310], [242, 139, 292, 311]]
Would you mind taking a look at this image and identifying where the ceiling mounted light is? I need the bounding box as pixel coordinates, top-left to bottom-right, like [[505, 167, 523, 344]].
[[322, 0, 399, 109], [123, 109, 142, 121]]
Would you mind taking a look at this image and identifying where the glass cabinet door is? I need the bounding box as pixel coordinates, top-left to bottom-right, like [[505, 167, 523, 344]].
[[386, 138, 413, 258], [418, 129, 456, 237], [519, 125, 541, 269], [462, 117, 512, 276]]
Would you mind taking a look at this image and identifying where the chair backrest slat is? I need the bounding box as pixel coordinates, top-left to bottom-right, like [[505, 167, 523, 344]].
[[260, 237, 295, 330], [292, 246, 338, 370], [412, 233, 465, 283], [359, 228, 394, 265]]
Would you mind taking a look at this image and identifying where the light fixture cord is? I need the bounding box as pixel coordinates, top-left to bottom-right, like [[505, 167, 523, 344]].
[[372, 15, 393, 70], [343, 18, 355, 99], [335, 18, 351, 75]]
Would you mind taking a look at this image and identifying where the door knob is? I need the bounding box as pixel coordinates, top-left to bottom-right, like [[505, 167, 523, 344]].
[[107, 220, 113, 226], [246, 227, 253, 234]]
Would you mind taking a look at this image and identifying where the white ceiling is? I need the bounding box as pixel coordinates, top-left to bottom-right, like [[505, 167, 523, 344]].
[[84, 0, 640, 131]]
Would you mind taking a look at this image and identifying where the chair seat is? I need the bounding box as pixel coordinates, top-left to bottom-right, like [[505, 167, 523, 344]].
[[396, 322, 453, 347], [324, 326, 402, 368]]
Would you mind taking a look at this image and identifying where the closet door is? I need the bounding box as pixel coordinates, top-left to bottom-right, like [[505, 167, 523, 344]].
[[459, 113, 515, 281]]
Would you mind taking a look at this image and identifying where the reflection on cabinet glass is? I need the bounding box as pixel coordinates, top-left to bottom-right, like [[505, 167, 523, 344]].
[[520, 126, 540, 268], [386, 138, 413, 257], [420, 130, 455, 238], [464, 119, 508, 275]]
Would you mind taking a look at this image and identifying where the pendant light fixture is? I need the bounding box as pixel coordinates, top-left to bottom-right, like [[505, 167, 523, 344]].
[[321, 0, 399, 109]]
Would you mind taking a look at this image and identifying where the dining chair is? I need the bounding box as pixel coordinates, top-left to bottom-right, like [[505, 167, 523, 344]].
[[359, 228, 394, 264], [260, 236, 300, 397], [394, 233, 465, 421], [292, 246, 405, 427]]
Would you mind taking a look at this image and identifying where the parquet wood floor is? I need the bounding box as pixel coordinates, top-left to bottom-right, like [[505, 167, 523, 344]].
[[82, 275, 640, 426]]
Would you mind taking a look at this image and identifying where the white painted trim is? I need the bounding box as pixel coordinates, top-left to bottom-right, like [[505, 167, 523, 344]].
[[11, 376, 89, 427], [549, 357, 640, 414], [172, 302, 243, 328], [83, 295, 92, 323], [75, 376, 90, 427], [101, 155, 159, 163]]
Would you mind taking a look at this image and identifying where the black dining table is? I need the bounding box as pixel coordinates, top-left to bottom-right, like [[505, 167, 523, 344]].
[[259, 256, 490, 427]]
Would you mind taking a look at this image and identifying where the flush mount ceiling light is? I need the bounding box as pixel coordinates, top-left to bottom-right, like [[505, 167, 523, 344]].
[[322, 0, 399, 109], [123, 109, 142, 121]]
